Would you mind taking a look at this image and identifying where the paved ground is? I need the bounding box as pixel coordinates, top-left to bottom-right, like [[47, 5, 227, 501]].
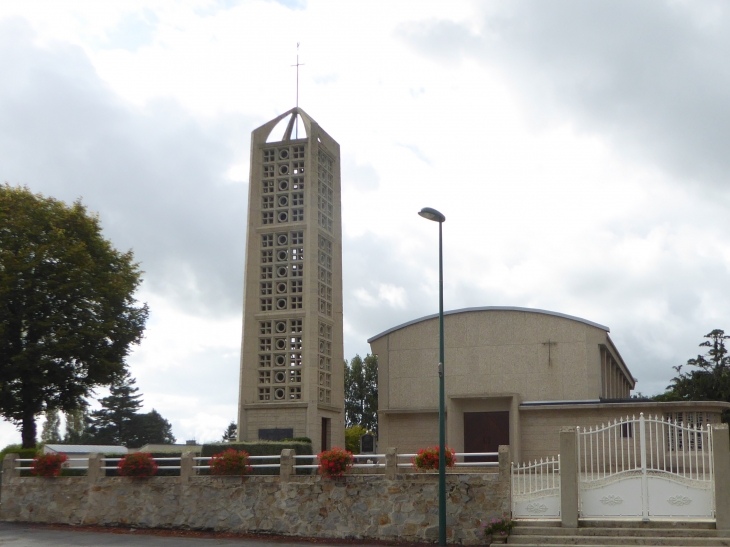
[[0, 523, 394, 547]]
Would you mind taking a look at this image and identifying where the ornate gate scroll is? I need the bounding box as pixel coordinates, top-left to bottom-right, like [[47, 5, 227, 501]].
[[577, 413, 714, 519], [511, 456, 561, 518]]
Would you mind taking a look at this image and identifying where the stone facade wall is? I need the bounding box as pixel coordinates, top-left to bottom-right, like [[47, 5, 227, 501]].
[[0, 471, 509, 544]]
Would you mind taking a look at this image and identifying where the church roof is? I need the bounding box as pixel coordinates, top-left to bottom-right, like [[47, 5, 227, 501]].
[[367, 306, 610, 343]]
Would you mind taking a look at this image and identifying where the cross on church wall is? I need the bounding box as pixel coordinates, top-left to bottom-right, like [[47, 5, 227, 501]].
[[543, 339, 557, 367]]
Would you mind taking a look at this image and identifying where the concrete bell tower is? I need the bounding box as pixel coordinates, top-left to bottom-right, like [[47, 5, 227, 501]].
[[237, 108, 344, 452]]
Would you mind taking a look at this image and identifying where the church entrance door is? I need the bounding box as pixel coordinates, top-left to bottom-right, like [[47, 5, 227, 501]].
[[464, 411, 509, 463]]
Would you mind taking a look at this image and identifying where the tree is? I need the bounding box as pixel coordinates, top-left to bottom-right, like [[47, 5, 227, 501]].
[[40, 409, 61, 443], [0, 185, 149, 447], [63, 408, 88, 443], [344, 354, 378, 433], [345, 424, 371, 454], [86, 370, 142, 445], [125, 410, 176, 447], [221, 421, 237, 442], [655, 329, 730, 422]]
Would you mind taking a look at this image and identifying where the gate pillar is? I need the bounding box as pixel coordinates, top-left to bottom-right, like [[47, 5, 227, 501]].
[[713, 424, 730, 531], [560, 427, 578, 528]]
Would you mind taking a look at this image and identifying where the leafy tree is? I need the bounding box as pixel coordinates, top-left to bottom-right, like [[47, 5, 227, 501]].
[[125, 410, 176, 447], [0, 185, 148, 447], [40, 409, 61, 443], [221, 421, 237, 442], [655, 329, 730, 422], [344, 354, 378, 433]]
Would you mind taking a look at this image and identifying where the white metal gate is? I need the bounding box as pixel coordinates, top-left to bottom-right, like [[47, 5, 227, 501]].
[[577, 413, 714, 519], [511, 456, 561, 518]]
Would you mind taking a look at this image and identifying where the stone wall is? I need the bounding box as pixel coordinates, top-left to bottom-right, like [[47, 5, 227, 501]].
[[0, 450, 510, 544]]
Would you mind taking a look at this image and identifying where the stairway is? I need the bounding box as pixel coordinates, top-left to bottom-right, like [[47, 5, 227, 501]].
[[508, 520, 730, 547]]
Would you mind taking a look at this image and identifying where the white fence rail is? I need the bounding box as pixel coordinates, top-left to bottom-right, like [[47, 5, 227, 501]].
[[396, 452, 499, 469], [12, 451, 502, 475]]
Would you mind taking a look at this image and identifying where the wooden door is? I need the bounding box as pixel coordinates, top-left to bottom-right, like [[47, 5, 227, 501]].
[[463, 411, 509, 462]]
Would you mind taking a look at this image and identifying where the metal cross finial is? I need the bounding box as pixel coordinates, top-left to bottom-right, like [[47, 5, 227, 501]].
[[291, 43, 305, 139]]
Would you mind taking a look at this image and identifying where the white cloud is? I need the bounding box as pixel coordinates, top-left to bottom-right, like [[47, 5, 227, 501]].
[[2, 1, 730, 448]]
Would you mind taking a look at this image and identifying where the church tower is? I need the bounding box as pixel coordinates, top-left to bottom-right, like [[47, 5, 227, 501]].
[[237, 108, 344, 452]]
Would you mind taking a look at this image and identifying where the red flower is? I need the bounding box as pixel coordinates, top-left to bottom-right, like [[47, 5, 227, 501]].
[[118, 453, 158, 478], [209, 449, 252, 475], [31, 453, 68, 477], [412, 446, 456, 470], [317, 447, 353, 477]]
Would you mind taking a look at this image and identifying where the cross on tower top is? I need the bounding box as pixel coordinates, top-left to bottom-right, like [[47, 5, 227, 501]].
[[291, 43, 305, 138]]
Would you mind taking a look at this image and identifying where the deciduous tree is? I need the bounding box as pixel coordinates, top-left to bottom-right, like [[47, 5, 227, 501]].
[[344, 354, 378, 433], [0, 185, 149, 447]]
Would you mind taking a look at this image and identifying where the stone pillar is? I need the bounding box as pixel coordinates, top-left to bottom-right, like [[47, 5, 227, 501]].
[[180, 452, 194, 483], [713, 424, 730, 531], [385, 447, 397, 479], [2, 453, 19, 481], [280, 449, 295, 481], [87, 453, 103, 483], [559, 426, 579, 528]]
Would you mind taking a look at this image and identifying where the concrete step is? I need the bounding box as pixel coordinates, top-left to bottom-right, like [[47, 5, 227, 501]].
[[512, 527, 719, 537], [507, 536, 730, 546], [513, 520, 715, 529]]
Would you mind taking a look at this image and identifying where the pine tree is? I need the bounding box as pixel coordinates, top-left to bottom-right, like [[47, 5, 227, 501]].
[[125, 410, 176, 447], [87, 370, 143, 445], [221, 421, 237, 442]]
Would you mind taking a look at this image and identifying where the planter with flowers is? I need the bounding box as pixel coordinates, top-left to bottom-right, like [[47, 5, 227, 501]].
[[117, 452, 158, 478], [481, 517, 514, 544], [318, 447, 353, 478], [30, 453, 68, 477], [209, 449, 252, 476], [412, 446, 456, 471]]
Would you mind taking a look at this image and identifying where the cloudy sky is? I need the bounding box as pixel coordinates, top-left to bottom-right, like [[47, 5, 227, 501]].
[[2, 0, 729, 447]]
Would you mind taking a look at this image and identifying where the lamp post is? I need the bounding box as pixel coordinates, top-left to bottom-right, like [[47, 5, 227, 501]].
[[418, 206, 447, 546]]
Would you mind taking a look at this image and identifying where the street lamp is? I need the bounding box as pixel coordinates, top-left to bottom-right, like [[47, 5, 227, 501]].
[[418, 206, 447, 546]]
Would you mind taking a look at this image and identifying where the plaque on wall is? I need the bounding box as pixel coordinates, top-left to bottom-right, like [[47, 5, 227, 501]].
[[360, 433, 375, 454], [258, 428, 293, 441]]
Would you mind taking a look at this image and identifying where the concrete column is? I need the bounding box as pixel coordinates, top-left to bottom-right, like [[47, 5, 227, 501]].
[[713, 424, 730, 531], [2, 453, 19, 480], [280, 449, 295, 481], [498, 445, 510, 484], [87, 453, 103, 483], [560, 426, 579, 528], [385, 447, 397, 479], [180, 452, 194, 483]]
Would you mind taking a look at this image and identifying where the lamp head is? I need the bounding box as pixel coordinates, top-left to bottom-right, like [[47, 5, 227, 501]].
[[418, 207, 446, 223]]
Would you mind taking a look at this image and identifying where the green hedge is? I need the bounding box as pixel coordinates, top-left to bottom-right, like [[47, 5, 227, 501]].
[[201, 441, 314, 475]]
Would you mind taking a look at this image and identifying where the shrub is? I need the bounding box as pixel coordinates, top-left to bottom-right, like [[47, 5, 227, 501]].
[[412, 446, 456, 470], [117, 452, 158, 478], [481, 517, 514, 538], [202, 441, 313, 475], [30, 453, 68, 477], [209, 449, 252, 475], [318, 447, 353, 477]]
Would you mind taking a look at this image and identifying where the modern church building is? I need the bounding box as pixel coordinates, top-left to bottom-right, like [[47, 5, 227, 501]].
[[237, 108, 345, 451], [368, 306, 730, 463]]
